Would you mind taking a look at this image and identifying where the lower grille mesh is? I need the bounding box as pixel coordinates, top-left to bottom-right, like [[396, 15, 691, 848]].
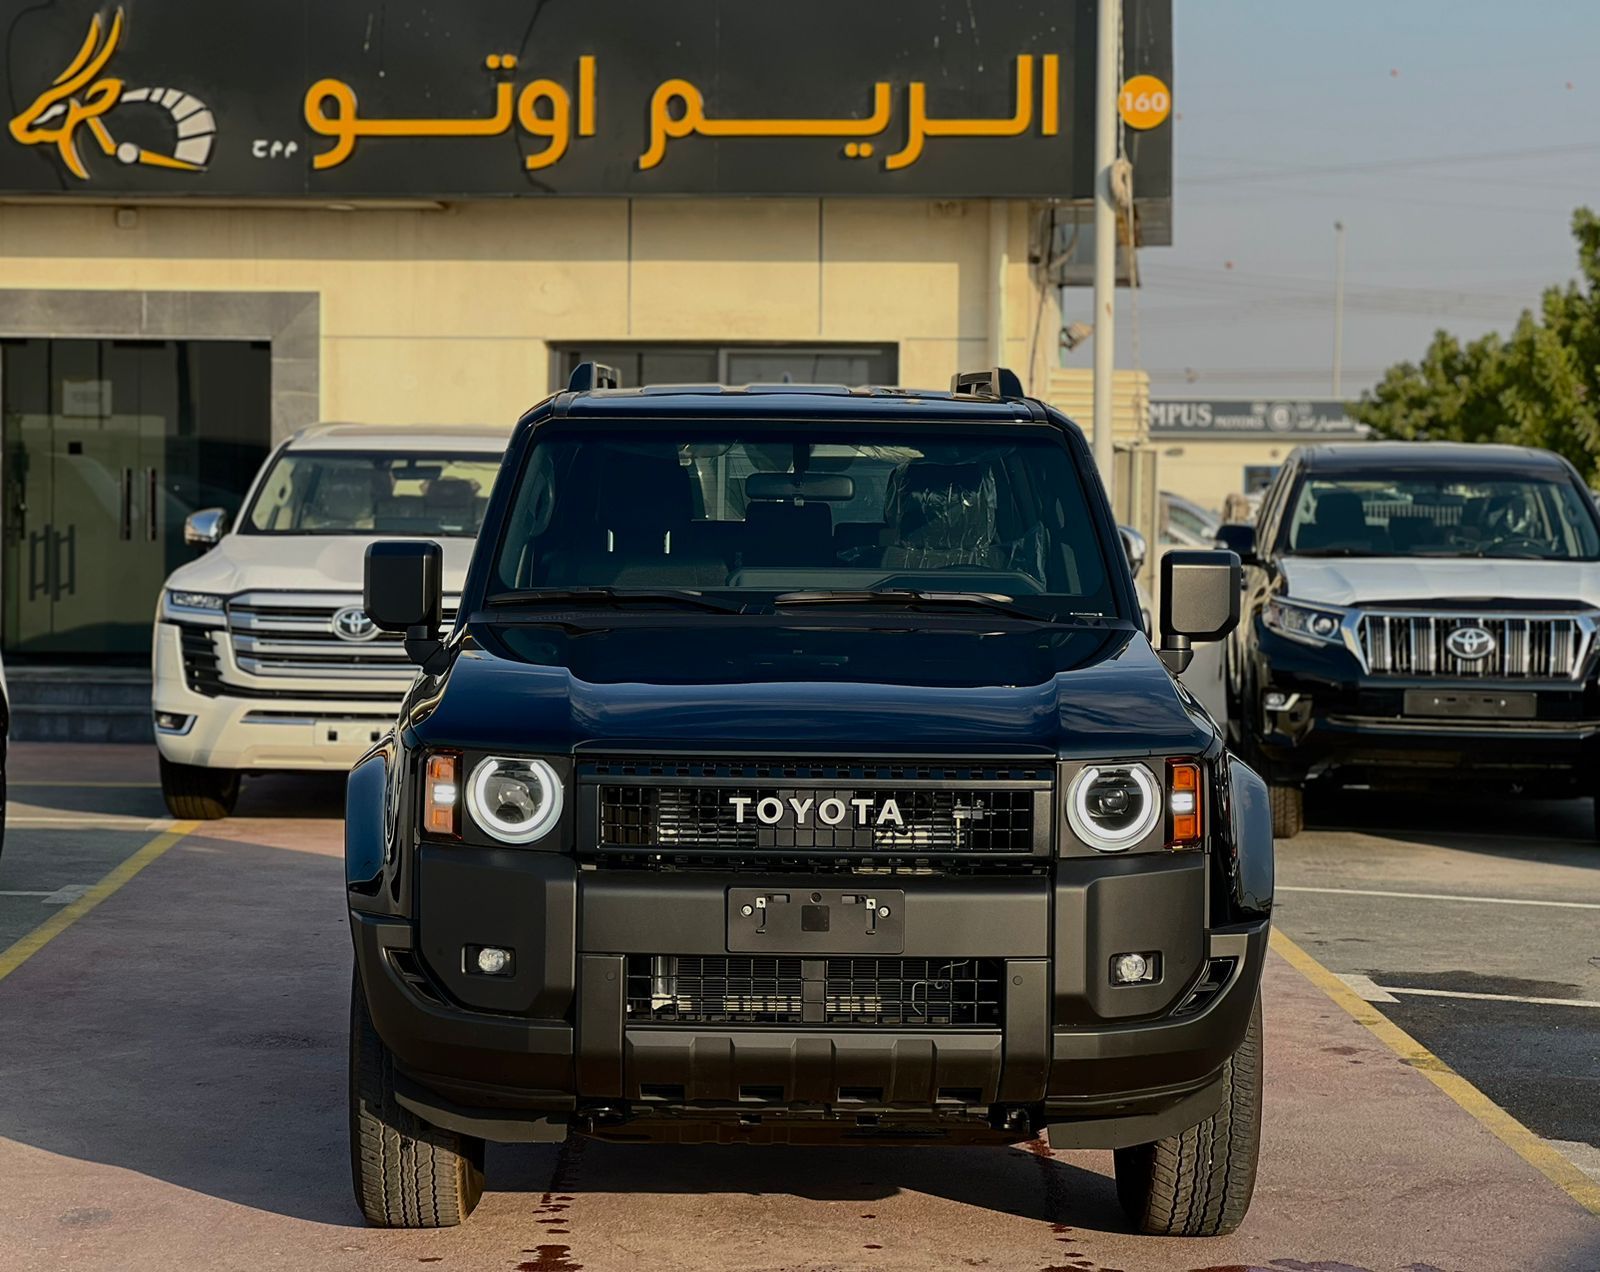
[[625, 955, 1003, 1027]]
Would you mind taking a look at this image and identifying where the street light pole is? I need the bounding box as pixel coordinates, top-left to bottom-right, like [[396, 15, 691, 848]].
[[1091, 0, 1119, 502], [1332, 219, 1346, 398]]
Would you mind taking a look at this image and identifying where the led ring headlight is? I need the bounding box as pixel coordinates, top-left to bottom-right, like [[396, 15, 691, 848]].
[[466, 756, 563, 844], [1066, 763, 1160, 852]]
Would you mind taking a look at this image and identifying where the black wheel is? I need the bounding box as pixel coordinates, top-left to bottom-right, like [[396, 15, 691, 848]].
[[350, 969, 485, 1228], [1114, 991, 1263, 1237], [1269, 784, 1303, 839], [158, 755, 239, 820]]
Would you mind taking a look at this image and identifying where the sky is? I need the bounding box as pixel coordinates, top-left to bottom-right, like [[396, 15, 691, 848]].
[[1080, 0, 1600, 403]]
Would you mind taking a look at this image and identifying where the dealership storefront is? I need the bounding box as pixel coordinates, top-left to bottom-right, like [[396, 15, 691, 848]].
[[0, 0, 1171, 663]]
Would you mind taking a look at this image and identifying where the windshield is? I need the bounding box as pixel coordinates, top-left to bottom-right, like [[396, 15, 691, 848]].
[[242, 450, 501, 536], [1280, 472, 1600, 560], [489, 423, 1119, 615]]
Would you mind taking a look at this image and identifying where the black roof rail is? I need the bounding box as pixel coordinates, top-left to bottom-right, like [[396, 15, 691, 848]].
[[567, 361, 621, 392], [950, 366, 1025, 399]]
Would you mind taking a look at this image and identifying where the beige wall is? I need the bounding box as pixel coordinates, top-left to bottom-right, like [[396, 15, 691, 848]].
[[1151, 437, 1309, 515], [0, 197, 1059, 437]]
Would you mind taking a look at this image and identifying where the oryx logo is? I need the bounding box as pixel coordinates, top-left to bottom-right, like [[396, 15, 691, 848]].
[[1445, 625, 1496, 662], [9, 9, 216, 181], [728, 794, 905, 829], [331, 606, 379, 642]]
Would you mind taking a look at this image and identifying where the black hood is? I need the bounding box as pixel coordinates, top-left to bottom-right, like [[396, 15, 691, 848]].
[[408, 619, 1216, 758]]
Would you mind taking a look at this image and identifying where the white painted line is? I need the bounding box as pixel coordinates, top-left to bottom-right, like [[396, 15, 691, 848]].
[[0, 885, 92, 904], [1549, 1140, 1600, 1185], [1337, 972, 1398, 1003], [1280, 884, 1600, 911], [1380, 985, 1600, 1010]]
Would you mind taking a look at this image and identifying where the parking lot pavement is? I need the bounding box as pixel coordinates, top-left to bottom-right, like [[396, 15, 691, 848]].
[[1, 744, 1598, 1271], [1275, 787, 1600, 1194]]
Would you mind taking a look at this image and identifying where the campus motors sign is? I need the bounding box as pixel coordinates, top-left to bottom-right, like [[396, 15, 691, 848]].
[[1149, 400, 1367, 440], [0, 0, 1171, 209]]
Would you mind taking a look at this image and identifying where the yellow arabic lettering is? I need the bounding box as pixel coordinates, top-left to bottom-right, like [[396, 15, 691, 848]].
[[8, 9, 126, 180], [516, 80, 570, 170], [885, 54, 1036, 171], [306, 57, 519, 170], [577, 55, 596, 137], [638, 78, 892, 171], [1042, 53, 1060, 135]]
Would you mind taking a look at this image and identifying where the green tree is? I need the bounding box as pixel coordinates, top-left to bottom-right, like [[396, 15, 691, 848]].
[[1352, 207, 1600, 481]]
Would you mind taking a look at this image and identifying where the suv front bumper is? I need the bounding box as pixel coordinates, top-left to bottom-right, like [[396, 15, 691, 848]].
[[1246, 626, 1600, 790], [350, 850, 1268, 1148], [152, 622, 401, 771]]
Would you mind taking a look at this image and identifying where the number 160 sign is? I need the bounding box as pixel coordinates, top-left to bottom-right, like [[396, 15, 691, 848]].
[[1118, 75, 1172, 130]]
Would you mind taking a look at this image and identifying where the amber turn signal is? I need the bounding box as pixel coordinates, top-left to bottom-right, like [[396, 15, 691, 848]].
[[1167, 760, 1202, 847], [424, 752, 460, 837]]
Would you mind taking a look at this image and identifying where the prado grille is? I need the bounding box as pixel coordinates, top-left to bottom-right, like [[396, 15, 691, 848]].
[[584, 756, 1051, 856], [1357, 612, 1593, 680], [626, 955, 1003, 1027]]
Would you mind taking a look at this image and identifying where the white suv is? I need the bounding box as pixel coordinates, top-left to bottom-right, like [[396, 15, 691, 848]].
[[153, 424, 506, 818]]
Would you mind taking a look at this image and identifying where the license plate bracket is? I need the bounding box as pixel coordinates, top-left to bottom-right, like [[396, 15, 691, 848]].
[[1402, 689, 1536, 720], [728, 887, 905, 954]]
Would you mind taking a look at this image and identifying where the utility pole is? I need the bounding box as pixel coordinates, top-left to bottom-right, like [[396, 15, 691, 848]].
[[1332, 220, 1346, 398], [1091, 0, 1119, 501]]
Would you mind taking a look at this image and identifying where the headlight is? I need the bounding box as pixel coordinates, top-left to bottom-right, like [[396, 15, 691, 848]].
[[1263, 597, 1347, 647], [466, 756, 564, 844], [162, 589, 227, 625], [1066, 763, 1160, 852]]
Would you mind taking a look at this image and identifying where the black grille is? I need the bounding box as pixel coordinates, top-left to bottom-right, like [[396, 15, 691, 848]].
[[178, 623, 224, 697], [588, 757, 1049, 856], [626, 955, 1003, 1027]]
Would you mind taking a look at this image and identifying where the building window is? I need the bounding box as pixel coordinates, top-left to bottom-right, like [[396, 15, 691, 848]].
[[555, 344, 897, 389]]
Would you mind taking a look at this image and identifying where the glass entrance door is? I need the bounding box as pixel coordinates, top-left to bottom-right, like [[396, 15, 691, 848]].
[[1, 338, 271, 658]]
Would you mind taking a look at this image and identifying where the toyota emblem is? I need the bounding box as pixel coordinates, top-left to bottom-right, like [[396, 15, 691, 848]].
[[332, 605, 379, 642], [1445, 625, 1496, 661]]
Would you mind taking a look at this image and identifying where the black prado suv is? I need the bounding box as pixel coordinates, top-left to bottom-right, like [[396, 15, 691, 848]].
[[344, 364, 1274, 1235]]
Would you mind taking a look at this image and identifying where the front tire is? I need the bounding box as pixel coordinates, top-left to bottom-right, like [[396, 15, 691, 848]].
[[1113, 991, 1263, 1237], [158, 755, 239, 820], [350, 970, 485, 1228], [1269, 784, 1303, 839]]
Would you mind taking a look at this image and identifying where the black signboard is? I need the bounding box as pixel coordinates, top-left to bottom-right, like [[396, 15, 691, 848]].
[[1149, 400, 1366, 440], [0, 0, 1171, 214]]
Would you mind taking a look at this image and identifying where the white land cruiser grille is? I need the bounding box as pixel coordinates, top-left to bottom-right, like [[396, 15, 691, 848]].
[[180, 592, 456, 696], [1357, 612, 1594, 680]]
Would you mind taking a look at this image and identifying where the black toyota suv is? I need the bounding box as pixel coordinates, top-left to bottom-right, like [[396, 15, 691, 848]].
[[345, 365, 1273, 1235], [1220, 441, 1600, 838]]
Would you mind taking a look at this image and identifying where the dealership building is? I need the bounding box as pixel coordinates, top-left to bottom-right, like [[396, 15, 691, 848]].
[[0, 1, 1171, 679]]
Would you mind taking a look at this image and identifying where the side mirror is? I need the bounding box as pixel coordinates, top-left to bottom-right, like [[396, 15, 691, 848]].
[[1117, 525, 1148, 579], [1158, 549, 1241, 674], [364, 541, 446, 672], [1214, 521, 1257, 566], [184, 507, 229, 549]]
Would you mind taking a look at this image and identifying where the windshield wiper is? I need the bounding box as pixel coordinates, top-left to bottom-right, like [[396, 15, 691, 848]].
[[772, 589, 1062, 622], [485, 587, 747, 614]]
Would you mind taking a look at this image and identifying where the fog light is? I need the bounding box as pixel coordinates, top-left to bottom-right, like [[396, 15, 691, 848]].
[[1263, 691, 1287, 711], [153, 711, 194, 734], [475, 946, 512, 975], [1112, 952, 1158, 985]]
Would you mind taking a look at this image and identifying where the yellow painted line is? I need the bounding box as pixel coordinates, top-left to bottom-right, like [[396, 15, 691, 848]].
[[1272, 928, 1600, 1218], [0, 821, 199, 986]]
